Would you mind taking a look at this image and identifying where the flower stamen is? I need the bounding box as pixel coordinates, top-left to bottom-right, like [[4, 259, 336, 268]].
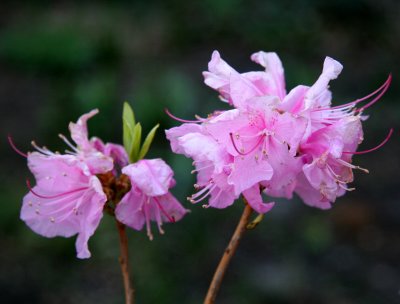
[[335, 158, 369, 173], [8, 135, 28, 158], [154, 197, 176, 223], [164, 108, 205, 123], [342, 128, 393, 155], [26, 179, 88, 199], [229, 132, 265, 156], [58, 134, 79, 153]]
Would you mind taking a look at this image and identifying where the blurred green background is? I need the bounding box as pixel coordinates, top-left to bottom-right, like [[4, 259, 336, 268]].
[[1, 1, 399, 303]]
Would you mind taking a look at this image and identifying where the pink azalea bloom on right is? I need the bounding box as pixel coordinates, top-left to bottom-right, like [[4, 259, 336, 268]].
[[167, 50, 393, 212]]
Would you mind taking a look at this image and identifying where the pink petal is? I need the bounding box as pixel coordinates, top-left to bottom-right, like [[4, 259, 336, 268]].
[[122, 159, 174, 196], [115, 187, 187, 234], [69, 109, 99, 151], [228, 150, 273, 195], [204, 110, 249, 155], [91, 137, 129, 167], [337, 116, 363, 154], [295, 173, 332, 210], [262, 138, 303, 199], [242, 185, 275, 214], [75, 176, 107, 259], [79, 151, 114, 175], [208, 173, 237, 208], [203, 50, 237, 103], [303, 160, 338, 191], [305, 57, 343, 108], [115, 188, 146, 231], [66, 110, 115, 175], [229, 72, 263, 109], [153, 193, 188, 223], [279, 85, 309, 114], [178, 132, 227, 172], [250, 51, 286, 100], [28, 153, 88, 192], [208, 108, 240, 123], [165, 123, 203, 154], [274, 112, 308, 155]]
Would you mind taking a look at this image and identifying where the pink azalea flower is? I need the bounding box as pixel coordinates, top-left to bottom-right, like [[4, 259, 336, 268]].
[[17, 110, 126, 258], [167, 50, 391, 213], [115, 159, 188, 240]]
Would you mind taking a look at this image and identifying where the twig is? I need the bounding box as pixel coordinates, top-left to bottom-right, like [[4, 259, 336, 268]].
[[204, 203, 253, 304], [116, 219, 135, 304]]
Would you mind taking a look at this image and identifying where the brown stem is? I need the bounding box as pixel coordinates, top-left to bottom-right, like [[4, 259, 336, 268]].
[[204, 203, 253, 304], [116, 219, 135, 304]]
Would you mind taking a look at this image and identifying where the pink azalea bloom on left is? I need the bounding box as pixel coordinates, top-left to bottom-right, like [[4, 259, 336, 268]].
[[16, 109, 121, 258], [13, 108, 186, 258]]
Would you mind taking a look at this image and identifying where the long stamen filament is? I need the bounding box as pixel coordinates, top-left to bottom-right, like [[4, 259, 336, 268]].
[[229, 132, 265, 156], [338, 183, 355, 191], [58, 134, 79, 153], [189, 182, 214, 200], [326, 164, 341, 180], [164, 108, 204, 123], [191, 164, 214, 174], [355, 75, 392, 112], [8, 135, 28, 157], [343, 128, 393, 155], [31, 141, 53, 156], [144, 201, 153, 240], [26, 179, 88, 199], [153, 197, 176, 223], [335, 159, 369, 173], [314, 74, 391, 112], [189, 183, 216, 203]]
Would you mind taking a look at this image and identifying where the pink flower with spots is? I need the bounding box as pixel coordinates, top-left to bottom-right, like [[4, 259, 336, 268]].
[[115, 159, 188, 240], [14, 110, 129, 258], [166, 50, 392, 213], [17, 109, 116, 258]]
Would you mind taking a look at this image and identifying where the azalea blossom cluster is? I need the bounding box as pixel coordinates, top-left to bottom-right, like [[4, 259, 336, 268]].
[[166, 51, 391, 214], [13, 109, 186, 258]]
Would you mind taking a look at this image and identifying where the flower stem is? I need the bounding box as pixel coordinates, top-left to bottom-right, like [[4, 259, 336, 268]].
[[116, 219, 135, 304], [204, 203, 253, 304]]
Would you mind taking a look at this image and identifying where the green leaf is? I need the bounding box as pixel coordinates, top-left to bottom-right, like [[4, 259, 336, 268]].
[[130, 123, 142, 162], [138, 124, 159, 160], [122, 102, 135, 152], [123, 102, 136, 126]]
